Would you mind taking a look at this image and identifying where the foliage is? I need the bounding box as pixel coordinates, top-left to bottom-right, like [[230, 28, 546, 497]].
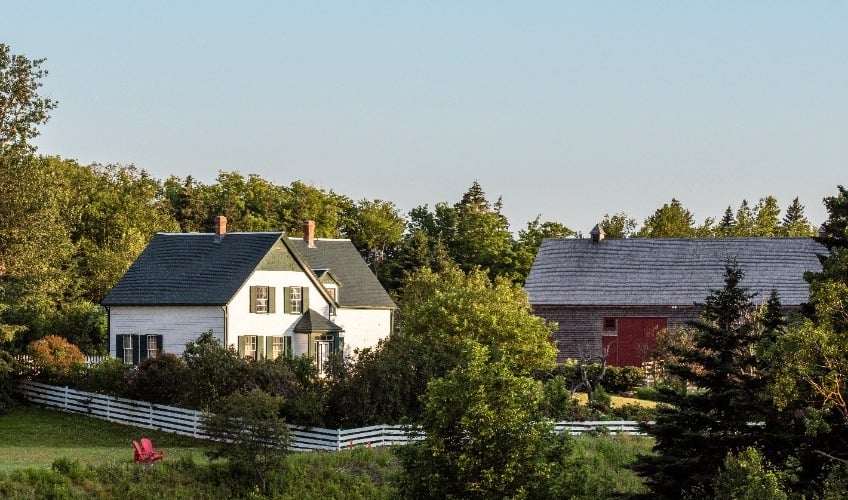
[[244, 354, 326, 427], [635, 198, 697, 238], [539, 374, 577, 419], [180, 331, 248, 409], [0, 43, 57, 154], [127, 353, 189, 405], [712, 448, 787, 500], [342, 198, 405, 274], [399, 266, 557, 376], [539, 362, 645, 395], [599, 212, 637, 238], [0, 350, 16, 414], [26, 335, 85, 381], [635, 261, 769, 498], [395, 344, 566, 499], [201, 389, 289, 493], [77, 357, 133, 396]]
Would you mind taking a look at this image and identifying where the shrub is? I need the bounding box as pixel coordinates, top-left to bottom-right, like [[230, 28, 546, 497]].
[[541, 374, 576, 419], [202, 389, 289, 494], [182, 331, 248, 409], [713, 448, 787, 500], [79, 356, 133, 396], [0, 350, 17, 414], [634, 385, 660, 402], [128, 353, 189, 404], [26, 335, 85, 382]]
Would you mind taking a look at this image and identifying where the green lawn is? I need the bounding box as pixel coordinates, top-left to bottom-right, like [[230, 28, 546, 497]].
[[0, 404, 209, 472]]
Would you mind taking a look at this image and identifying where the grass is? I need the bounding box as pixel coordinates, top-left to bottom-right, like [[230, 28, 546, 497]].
[[0, 403, 652, 498], [571, 392, 658, 409], [0, 405, 208, 472]]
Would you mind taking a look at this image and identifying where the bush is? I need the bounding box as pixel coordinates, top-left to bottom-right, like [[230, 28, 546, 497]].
[[26, 335, 85, 383], [713, 448, 787, 500], [182, 331, 248, 409], [541, 375, 576, 419], [202, 389, 289, 493], [79, 356, 133, 396], [128, 353, 189, 404], [539, 363, 646, 395], [634, 385, 660, 401], [0, 350, 17, 414]]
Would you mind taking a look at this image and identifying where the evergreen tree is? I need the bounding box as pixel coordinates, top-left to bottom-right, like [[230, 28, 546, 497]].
[[717, 206, 736, 237], [781, 197, 815, 237], [635, 261, 767, 498]]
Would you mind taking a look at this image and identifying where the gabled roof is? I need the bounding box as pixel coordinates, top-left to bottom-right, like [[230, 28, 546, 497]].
[[102, 232, 283, 306], [525, 237, 826, 307], [287, 238, 396, 309], [294, 309, 343, 333], [102, 232, 396, 309]]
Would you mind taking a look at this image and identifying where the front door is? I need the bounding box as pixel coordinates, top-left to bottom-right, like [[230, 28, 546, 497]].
[[315, 340, 333, 375]]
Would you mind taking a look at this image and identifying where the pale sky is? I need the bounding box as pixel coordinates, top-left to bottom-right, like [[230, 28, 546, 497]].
[[4, 2, 845, 233]]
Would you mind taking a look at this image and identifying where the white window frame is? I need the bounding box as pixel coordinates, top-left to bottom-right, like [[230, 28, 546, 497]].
[[123, 334, 134, 364], [244, 335, 258, 360], [289, 286, 303, 314], [271, 336, 284, 359], [146, 335, 159, 359], [255, 286, 269, 313]]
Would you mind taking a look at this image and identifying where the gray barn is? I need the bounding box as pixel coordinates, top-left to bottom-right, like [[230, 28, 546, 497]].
[[525, 233, 825, 365]]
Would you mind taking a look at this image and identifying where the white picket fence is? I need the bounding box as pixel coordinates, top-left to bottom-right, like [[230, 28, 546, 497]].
[[15, 380, 645, 452]]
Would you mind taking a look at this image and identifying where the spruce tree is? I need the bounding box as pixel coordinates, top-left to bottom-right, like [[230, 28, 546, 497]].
[[635, 261, 767, 498]]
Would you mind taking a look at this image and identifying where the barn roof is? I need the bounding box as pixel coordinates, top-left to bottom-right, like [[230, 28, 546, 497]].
[[525, 237, 826, 307]]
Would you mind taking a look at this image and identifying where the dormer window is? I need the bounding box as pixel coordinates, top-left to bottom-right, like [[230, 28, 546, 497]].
[[327, 288, 336, 302]]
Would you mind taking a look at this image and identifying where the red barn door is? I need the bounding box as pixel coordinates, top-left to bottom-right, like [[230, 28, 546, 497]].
[[603, 317, 666, 367]]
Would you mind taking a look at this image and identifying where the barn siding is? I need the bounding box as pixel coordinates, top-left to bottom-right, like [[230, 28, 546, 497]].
[[532, 305, 700, 363]]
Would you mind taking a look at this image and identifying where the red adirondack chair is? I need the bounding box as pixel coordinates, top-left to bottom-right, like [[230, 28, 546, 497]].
[[133, 438, 164, 463], [141, 438, 164, 462]]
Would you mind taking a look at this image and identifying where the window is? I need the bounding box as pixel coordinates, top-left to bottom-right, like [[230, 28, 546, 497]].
[[255, 286, 269, 313], [271, 336, 284, 359], [146, 335, 159, 358], [289, 286, 302, 313], [284, 286, 309, 314], [123, 334, 134, 364], [242, 335, 258, 360], [603, 318, 617, 331], [326, 288, 336, 301], [118, 334, 162, 365], [250, 286, 275, 313]]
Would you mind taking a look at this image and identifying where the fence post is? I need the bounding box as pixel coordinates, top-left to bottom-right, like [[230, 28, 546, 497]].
[[63, 386, 69, 410]]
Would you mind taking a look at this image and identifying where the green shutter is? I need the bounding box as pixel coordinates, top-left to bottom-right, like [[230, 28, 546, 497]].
[[302, 287, 309, 312], [237, 336, 246, 358], [257, 336, 265, 360], [116, 334, 123, 358], [265, 336, 274, 359], [268, 287, 276, 313], [249, 286, 257, 313], [132, 335, 141, 365], [285, 336, 292, 357], [156, 335, 163, 354], [284, 287, 292, 314], [337, 335, 344, 356]]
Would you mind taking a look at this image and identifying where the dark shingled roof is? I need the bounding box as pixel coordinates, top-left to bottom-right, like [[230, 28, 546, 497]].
[[102, 232, 282, 306], [102, 232, 396, 309], [294, 309, 343, 333], [287, 238, 396, 309], [525, 237, 826, 307]]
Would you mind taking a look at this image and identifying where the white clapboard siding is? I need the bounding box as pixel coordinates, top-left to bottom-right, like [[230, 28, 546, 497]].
[[15, 381, 646, 451]]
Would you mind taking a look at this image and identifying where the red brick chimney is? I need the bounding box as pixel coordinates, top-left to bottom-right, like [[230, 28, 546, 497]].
[[215, 215, 227, 236], [303, 220, 316, 248]]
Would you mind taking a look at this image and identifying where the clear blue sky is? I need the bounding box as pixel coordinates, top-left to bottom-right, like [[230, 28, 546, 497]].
[[4, 2, 845, 233]]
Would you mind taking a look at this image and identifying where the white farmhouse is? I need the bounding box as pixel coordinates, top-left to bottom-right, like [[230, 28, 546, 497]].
[[102, 217, 395, 373]]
